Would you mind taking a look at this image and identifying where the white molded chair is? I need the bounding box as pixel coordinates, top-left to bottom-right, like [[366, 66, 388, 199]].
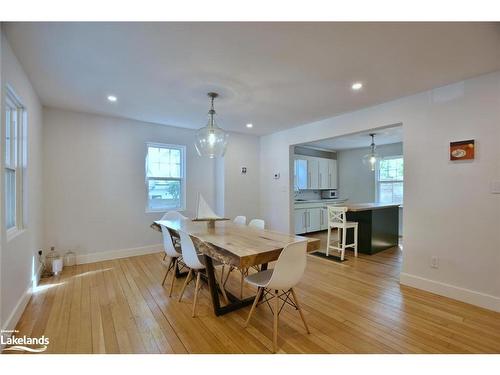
[[244, 241, 310, 353], [160, 211, 187, 259], [248, 219, 265, 229], [160, 211, 188, 221], [233, 216, 247, 225], [160, 225, 182, 297], [326, 206, 358, 260], [177, 230, 228, 317], [224, 218, 266, 298]]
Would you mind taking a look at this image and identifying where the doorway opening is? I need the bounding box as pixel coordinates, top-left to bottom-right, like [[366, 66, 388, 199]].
[[289, 124, 404, 266]]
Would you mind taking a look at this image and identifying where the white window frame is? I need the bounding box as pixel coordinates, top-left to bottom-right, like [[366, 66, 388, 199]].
[[4, 85, 26, 239], [145, 142, 186, 213], [375, 155, 403, 204]]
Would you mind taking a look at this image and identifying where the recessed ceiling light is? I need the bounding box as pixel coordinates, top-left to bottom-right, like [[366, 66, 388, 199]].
[[107, 95, 117, 102], [351, 82, 363, 91], [246, 123, 253, 128]]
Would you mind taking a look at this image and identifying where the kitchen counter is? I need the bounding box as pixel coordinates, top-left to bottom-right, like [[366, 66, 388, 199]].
[[342, 203, 401, 212], [342, 203, 399, 255], [294, 198, 348, 204]]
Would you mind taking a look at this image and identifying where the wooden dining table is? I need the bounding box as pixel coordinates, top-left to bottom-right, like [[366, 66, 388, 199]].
[[151, 218, 320, 316]]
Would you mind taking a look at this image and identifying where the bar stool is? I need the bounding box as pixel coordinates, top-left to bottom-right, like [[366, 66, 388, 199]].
[[326, 206, 358, 261]]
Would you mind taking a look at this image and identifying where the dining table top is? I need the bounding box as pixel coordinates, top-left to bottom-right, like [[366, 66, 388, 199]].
[[153, 218, 320, 268]]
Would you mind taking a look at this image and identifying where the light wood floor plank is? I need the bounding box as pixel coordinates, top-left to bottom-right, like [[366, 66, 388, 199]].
[[6, 231, 500, 354]]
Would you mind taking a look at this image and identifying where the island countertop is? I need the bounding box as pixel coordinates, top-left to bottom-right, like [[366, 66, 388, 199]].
[[326, 202, 401, 212]]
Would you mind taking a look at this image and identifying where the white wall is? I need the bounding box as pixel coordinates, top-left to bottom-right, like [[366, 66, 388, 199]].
[[42, 108, 260, 263], [260, 71, 500, 311], [220, 132, 261, 221], [337, 142, 403, 202], [0, 32, 44, 331]]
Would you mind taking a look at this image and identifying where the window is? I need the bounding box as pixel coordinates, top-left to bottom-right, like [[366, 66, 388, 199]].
[[376, 156, 403, 204], [145, 143, 186, 212], [4, 87, 26, 233]]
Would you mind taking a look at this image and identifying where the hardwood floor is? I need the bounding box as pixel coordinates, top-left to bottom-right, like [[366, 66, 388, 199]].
[[7, 231, 500, 354]]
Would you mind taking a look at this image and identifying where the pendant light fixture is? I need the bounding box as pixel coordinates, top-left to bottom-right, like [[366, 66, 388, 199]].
[[194, 92, 229, 158], [362, 133, 380, 172]]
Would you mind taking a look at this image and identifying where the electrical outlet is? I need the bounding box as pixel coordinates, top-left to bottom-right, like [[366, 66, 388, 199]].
[[430, 256, 439, 269]]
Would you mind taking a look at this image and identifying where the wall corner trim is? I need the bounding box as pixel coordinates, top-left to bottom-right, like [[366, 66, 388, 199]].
[[400, 272, 500, 313], [75, 244, 162, 265]]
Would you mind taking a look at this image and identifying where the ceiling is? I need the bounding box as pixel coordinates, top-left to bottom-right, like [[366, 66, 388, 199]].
[[304, 125, 403, 151], [4, 22, 500, 135]]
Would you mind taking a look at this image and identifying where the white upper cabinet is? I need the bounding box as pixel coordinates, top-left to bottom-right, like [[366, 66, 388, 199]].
[[294, 158, 308, 190], [318, 158, 330, 189], [328, 159, 338, 189], [307, 158, 319, 189], [294, 155, 338, 190]]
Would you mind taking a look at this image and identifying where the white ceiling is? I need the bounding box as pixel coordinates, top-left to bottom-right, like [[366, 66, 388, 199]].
[[4, 22, 500, 135], [304, 125, 403, 151]]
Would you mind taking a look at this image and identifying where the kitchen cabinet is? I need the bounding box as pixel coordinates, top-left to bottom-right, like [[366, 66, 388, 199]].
[[294, 206, 322, 234], [307, 158, 319, 189], [328, 159, 338, 189], [294, 158, 308, 190], [320, 207, 328, 230], [318, 158, 330, 189], [307, 207, 321, 232], [294, 155, 338, 190], [294, 208, 307, 234]]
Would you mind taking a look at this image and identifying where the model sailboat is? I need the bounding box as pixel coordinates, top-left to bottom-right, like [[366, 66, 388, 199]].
[[192, 193, 228, 228]]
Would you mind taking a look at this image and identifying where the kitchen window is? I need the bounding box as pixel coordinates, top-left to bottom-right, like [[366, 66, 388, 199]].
[[376, 156, 403, 204], [145, 142, 186, 212], [4, 86, 26, 234]]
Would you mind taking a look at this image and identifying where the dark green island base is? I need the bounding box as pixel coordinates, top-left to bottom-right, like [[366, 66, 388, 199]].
[[342, 204, 400, 255]]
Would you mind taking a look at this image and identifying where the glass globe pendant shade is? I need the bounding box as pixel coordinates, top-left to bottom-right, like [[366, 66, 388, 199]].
[[362, 133, 379, 172], [194, 92, 229, 158], [362, 150, 380, 171], [194, 120, 229, 158]]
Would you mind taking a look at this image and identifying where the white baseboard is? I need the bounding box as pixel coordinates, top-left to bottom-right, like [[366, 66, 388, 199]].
[[1, 283, 32, 349], [76, 244, 162, 265], [0, 246, 160, 350], [400, 272, 500, 312]]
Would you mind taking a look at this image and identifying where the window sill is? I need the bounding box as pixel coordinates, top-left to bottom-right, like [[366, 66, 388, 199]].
[[6, 227, 26, 242]]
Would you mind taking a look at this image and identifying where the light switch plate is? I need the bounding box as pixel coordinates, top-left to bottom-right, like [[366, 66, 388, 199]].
[[490, 180, 500, 194]]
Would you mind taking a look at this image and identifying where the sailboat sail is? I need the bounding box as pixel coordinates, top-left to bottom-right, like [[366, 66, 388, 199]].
[[196, 193, 220, 219]]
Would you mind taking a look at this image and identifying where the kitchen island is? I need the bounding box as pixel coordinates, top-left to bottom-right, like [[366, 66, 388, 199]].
[[330, 203, 400, 255]]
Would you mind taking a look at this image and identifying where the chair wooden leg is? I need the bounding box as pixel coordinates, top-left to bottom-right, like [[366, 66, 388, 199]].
[[168, 258, 178, 297], [244, 287, 263, 327], [178, 269, 193, 302], [341, 227, 346, 261], [290, 288, 310, 334], [162, 257, 173, 286], [192, 271, 202, 317], [354, 224, 358, 257], [273, 289, 279, 353], [326, 227, 331, 256]]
